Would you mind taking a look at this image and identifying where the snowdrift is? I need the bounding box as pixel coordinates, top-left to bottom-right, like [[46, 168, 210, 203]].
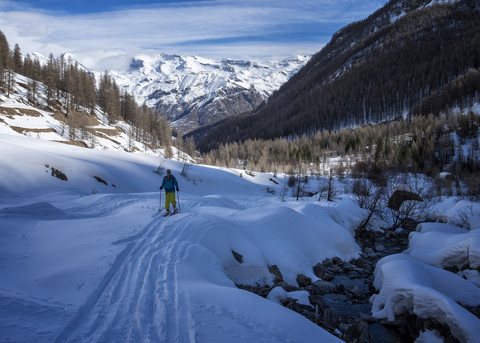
[[371, 222, 480, 342]]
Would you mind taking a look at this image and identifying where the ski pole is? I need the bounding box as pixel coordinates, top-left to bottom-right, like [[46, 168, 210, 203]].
[[159, 189, 162, 212], [177, 191, 181, 213]]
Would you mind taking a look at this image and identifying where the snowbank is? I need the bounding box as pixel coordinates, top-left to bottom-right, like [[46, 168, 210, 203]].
[[371, 220, 480, 342], [409, 222, 480, 270]]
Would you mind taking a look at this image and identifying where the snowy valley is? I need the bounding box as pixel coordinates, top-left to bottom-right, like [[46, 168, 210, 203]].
[[1, 0, 480, 339], [1, 131, 480, 342], [1, 70, 480, 341]]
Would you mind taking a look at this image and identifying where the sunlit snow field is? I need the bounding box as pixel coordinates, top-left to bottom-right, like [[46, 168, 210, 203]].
[[1, 134, 479, 342]]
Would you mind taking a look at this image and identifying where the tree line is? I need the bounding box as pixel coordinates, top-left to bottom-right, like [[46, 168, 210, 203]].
[[201, 111, 480, 199], [0, 30, 172, 151]]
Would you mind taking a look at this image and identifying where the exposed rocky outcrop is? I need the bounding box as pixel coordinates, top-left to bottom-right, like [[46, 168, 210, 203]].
[[156, 86, 265, 133]]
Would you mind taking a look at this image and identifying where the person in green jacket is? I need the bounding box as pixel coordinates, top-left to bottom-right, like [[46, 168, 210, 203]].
[[160, 169, 179, 214]]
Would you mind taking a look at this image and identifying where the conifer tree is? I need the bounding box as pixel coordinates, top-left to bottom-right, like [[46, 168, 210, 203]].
[[0, 31, 10, 91], [12, 43, 22, 73]]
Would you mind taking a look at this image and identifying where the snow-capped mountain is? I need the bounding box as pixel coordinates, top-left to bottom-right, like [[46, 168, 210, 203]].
[[110, 54, 310, 133]]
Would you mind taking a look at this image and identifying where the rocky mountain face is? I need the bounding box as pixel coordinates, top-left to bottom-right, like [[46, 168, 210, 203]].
[[194, 0, 480, 149], [110, 54, 309, 133]]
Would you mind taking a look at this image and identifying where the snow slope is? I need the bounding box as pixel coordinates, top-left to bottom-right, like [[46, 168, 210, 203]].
[[0, 134, 353, 342], [1, 133, 479, 342]]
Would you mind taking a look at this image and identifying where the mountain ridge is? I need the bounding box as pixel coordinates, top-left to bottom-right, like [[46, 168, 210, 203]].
[[23, 51, 309, 135], [109, 53, 309, 133]]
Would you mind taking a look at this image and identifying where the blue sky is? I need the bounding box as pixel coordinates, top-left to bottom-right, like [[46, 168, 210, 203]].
[[0, 0, 388, 70]]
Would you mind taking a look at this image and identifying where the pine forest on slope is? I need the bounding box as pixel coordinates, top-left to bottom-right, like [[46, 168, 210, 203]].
[[191, 0, 480, 201]]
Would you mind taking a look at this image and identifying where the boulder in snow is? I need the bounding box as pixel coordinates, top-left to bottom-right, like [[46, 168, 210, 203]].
[[387, 190, 422, 211]]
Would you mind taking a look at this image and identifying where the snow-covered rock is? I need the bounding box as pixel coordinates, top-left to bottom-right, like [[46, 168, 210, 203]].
[[372, 221, 480, 342]]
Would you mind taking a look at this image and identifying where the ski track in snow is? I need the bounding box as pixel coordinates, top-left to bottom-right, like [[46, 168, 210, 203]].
[[55, 212, 198, 343]]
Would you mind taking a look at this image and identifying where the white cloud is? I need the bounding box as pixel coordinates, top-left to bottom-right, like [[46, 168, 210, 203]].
[[0, 0, 386, 70]]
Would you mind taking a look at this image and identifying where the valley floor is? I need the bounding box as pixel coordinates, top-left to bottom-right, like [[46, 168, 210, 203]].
[[0, 134, 479, 342]]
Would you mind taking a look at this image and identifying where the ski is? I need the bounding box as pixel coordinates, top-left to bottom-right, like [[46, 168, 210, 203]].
[[151, 211, 173, 217], [153, 209, 178, 218], [164, 209, 179, 217]]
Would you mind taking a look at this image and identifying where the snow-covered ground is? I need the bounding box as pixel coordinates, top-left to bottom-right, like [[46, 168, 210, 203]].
[[1, 133, 479, 342]]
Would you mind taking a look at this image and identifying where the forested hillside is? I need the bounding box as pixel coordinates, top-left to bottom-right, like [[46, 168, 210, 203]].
[[194, 0, 480, 199], [195, 0, 480, 150], [203, 111, 479, 198]]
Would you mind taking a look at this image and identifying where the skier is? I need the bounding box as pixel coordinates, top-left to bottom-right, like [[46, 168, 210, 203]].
[[160, 169, 179, 215]]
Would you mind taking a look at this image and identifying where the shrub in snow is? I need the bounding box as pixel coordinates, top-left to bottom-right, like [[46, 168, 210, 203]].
[[451, 205, 480, 230]]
